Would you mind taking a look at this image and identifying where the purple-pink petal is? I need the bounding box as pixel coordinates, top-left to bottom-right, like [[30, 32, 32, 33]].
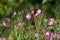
[[13, 11, 16, 16], [4, 18, 10, 21], [42, 28, 46, 34], [46, 32, 49, 36], [35, 33, 39, 38], [49, 32, 53, 40], [31, 10, 34, 14], [37, 9, 41, 14], [57, 33, 60, 39], [0, 38, 6, 40], [26, 13, 31, 19], [17, 23, 21, 26], [3, 21, 7, 27]]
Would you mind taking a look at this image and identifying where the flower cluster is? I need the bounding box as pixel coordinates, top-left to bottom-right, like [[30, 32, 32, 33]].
[[0, 8, 60, 40]]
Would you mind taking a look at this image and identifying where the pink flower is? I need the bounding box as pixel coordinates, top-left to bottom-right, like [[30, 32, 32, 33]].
[[49, 32, 53, 40], [31, 10, 34, 14], [17, 23, 21, 26], [0, 38, 6, 40], [46, 32, 50, 36], [57, 33, 60, 39], [0, 38, 1, 40], [42, 28, 46, 34], [4, 18, 10, 21], [26, 13, 31, 20], [3, 21, 7, 27], [1, 38, 6, 40], [48, 21, 53, 26], [35, 13, 39, 16], [37, 9, 41, 14], [35, 9, 41, 16], [35, 33, 39, 38], [13, 11, 16, 16], [48, 18, 54, 26], [50, 18, 54, 21]]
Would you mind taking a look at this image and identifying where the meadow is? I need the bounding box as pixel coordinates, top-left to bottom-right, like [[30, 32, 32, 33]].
[[0, 0, 60, 40]]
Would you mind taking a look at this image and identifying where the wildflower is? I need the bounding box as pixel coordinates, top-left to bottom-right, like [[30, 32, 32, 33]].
[[48, 21, 53, 26], [3, 21, 7, 27], [50, 18, 54, 21], [42, 28, 46, 34], [37, 9, 41, 14], [44, 19, 47, 22], [57, 33, 60, 39], [26, 13, 31, 20], [17, 23, 21, 26], [35, 9, 41, 16], [45, 32, 50, 40], [49, 32, 53, 40], [46, 32, 50, 36], [14, 25, 18, 30], [0, 38, 6, 40], [31, 10, 34, 14], [13, 11, 16, 16], [4, 17, 10, 21], [17, 22, 25, 27], [0, 38, 1, 40], [35, 33, 39, 38], [48, 18, 54, 26], [1, 38, 6, 40]]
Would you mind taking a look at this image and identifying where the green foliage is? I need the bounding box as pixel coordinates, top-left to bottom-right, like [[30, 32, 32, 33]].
[[0, 0, 60, 40]]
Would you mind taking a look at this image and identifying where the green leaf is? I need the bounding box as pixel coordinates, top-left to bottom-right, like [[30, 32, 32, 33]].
[[0, 24, 2, 28]]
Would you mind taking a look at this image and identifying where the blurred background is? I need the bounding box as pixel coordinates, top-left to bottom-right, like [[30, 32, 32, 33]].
[[0, 0, 60, 19]]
